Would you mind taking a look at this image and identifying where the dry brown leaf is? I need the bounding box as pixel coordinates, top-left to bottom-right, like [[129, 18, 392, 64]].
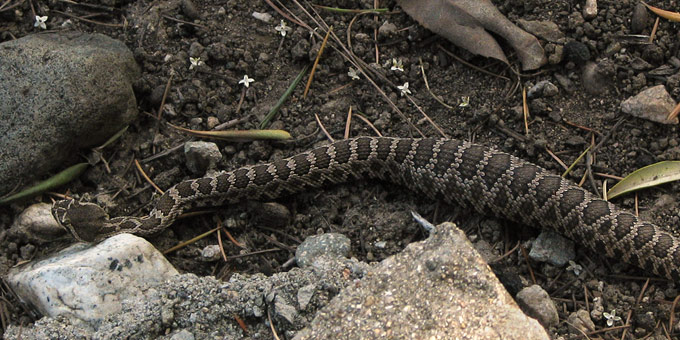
[[643, 2, 680, 22], [397, 0, 546, 70]]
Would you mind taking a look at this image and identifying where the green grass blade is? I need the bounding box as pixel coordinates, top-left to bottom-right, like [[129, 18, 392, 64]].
[[0, 163, 89, 205], [259, 63, 311, 129]]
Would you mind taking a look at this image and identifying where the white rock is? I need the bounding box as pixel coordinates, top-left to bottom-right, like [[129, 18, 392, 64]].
[[7, 234, 179, 324], [252, 11, 272, 23], [621, 85, 678, 124], [8, 203, 65, 243]]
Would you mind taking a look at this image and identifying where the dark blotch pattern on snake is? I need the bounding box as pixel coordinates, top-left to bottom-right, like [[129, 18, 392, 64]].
[[51, 137, 680, 280]]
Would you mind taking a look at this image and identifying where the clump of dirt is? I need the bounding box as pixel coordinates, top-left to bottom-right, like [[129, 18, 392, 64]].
[[2, 0, 680, 338]]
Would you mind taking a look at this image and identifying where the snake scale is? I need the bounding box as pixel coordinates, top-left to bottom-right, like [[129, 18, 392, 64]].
[[52, 137, 680, 281]]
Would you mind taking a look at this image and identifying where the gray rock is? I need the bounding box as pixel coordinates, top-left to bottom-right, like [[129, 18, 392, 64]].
[[378, 21, 397, 38], [294, 223, 549, 340], [180, 0, 200, 20], [517, 20, 565, 43], [2, 223, 550, 339], [250, 201, 291, 228], [548, 44, 564, 64], [567, 309, 595, 334], [297, 284, 316, 311], [529, 230, 575, 266], [169, 329, 195, 340], [0, 32, 139, 195], [582, 60, 613, 95], [473, 240, 497, 263], [631, 3, 649, 34], [7, 234, 179, 325], [275, 295, 298, 324], [200, 244, 222, 261], [516, 285, 559, 329], [554, 73, 575, 93], [527, 80, 559, 98], [621, 85, 678, 124], [296, 233, 351, 268], [184, 141, 222, 175], [4, 255, 373, 339]]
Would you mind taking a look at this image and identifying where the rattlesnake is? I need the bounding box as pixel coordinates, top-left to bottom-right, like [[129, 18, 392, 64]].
[[52, 137, 680, 280]]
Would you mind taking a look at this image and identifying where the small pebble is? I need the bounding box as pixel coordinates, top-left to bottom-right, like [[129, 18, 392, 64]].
[[582, 61, 610, 95], [515, 285, 559, 328], [529, 230, 575, 266], [201, 245, 221, 261], [564, 41, 590, 64], [631, 3, 648, 34], [206, 116, 219, 129], [251, 11, 272, 23], [297, 284, 316, 310], [567, 309, 595, 333], [180, 0, 200, 20], [621, 85, 678, 124], [184, 141, 222, 175], [583, 0, 597, 20], [378, 21, 397, 38], [527, 80, 559, 99]]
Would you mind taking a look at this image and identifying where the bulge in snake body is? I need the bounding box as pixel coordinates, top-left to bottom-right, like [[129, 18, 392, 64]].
[[54, 137, 680, 281]]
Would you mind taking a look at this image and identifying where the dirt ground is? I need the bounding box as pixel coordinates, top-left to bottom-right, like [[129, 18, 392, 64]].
[[2, 0, 680, 338]]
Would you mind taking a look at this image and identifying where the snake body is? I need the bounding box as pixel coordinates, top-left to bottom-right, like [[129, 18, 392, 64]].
[[52, 137, 680, 280]]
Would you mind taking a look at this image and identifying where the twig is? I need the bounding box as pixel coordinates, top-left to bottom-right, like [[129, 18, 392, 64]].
[[162, 15, 208, 29], [437, 44, 511, 81], [314, 113, 334, 142], [163, 226, 221, 254], [134, 159, 163, 195], [419, 57, 454, 109], [520, 245, 536, 284], [649, 17, 660, 43], [545, 147, 569, 171], [157, 73, 173, 120], [303, 25, 332, 98], [354, 113, 383, 137], [50, 9, 124, 27], [344, 106, 353, 139], [522, 86, 529, 135]]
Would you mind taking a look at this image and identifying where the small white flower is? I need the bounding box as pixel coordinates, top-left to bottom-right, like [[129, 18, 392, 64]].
[[390, 58, 404, 72], [34, 15, 48, 30], [189, 57, 203, 70], [239, 75, 254, 88], [347, 67, 360, 80], [397, 82, 411, 96], [275, 20, 292, 37], [603, 310, 621, 327], [459, 96, 470, 107], [566, 260, 583, 276]]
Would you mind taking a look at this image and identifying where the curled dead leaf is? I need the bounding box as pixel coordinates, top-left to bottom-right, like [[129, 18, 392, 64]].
[[397, 0, 546, 70]]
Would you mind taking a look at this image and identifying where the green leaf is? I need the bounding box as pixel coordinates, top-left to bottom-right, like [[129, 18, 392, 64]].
[[607, 161, 680, 200], [259, 63, 311, 129], [0, 163, 89, 205]]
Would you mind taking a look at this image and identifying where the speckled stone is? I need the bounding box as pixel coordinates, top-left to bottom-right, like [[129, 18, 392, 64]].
[[0, 32, 139, 195]]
